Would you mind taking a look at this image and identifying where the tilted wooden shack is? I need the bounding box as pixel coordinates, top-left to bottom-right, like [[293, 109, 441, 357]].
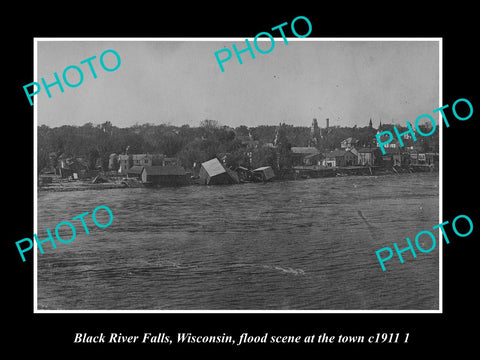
[[199, 158, 239, 185], [252, 166, 275, 182]]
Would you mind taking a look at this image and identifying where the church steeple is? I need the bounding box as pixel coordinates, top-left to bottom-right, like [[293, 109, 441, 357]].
[[369, 118, 373, 129]]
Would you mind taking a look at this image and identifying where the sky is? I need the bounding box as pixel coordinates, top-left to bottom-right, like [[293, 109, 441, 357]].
[[36, 39, 440, 129]]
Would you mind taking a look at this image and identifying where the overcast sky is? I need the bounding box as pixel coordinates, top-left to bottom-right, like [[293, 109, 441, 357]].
[[36, 39, 440, 129]]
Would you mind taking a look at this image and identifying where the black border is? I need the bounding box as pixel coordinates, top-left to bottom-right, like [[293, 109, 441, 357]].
[[6, 5, 478, 355]]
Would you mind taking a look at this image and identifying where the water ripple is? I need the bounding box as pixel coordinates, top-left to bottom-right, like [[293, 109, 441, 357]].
[[37, 173, 439, 310]]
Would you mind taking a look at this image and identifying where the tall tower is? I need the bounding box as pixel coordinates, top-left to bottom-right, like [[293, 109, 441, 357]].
[[310, 118, 321, 146]]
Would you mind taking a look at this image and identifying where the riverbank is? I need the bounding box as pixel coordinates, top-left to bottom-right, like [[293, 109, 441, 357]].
[[38, 178, 143, 192], [38, 164, 437, 192], [293, 164, 436, 179]]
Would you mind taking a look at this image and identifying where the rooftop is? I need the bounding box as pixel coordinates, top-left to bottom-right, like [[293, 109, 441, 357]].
[[341, 137, 359, 143], [142, 165, 186, 176], [127, 165, 144, 174], [201, 158, 226, 177], [326, 149, 355, 157], [357, 147, 377, 153], [253, 166, 272, 172], [381, 148, 403, 155]]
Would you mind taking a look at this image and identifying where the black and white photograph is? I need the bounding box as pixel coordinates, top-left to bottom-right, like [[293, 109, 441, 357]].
[[35, 39, 440, 311], [7, 6, 479, 355]]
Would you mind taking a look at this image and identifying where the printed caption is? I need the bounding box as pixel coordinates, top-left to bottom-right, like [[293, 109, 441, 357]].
[[73, 332, 410, 345]]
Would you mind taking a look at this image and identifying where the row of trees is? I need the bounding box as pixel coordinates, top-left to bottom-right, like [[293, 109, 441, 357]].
[[38, 120, 439, 174], [38, 120, 254, 174]]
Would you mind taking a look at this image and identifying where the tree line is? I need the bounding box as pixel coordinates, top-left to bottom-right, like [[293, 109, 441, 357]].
[[38, 120, 439, 174]]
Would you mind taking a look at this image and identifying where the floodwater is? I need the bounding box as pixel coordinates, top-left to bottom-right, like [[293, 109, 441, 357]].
[[37, 173, 440, 310]]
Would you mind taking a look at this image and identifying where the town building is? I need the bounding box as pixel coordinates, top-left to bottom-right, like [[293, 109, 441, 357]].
[[340, 137, 359, 150], [379, 148, 411, 167], [424, 153, 439, 166], [140, 165, 188, 186], [57, 156, 89, 178], [291, 147, 321, 166], [323, 149, 357, 167], [118, 154, 177, 174], [357, 148, 379, 166], [118, 154, 130, 174], [126, 165, 144, 179], [303, 153, 323, 166], [375, 126, 415, 150], [132, 154, 164, 167]]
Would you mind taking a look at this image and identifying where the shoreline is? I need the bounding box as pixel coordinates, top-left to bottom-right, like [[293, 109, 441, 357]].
[[38, 165, 437, 192]]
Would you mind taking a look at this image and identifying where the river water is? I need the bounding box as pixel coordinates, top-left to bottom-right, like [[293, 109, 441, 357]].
[[36, 173, 439, 310]]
